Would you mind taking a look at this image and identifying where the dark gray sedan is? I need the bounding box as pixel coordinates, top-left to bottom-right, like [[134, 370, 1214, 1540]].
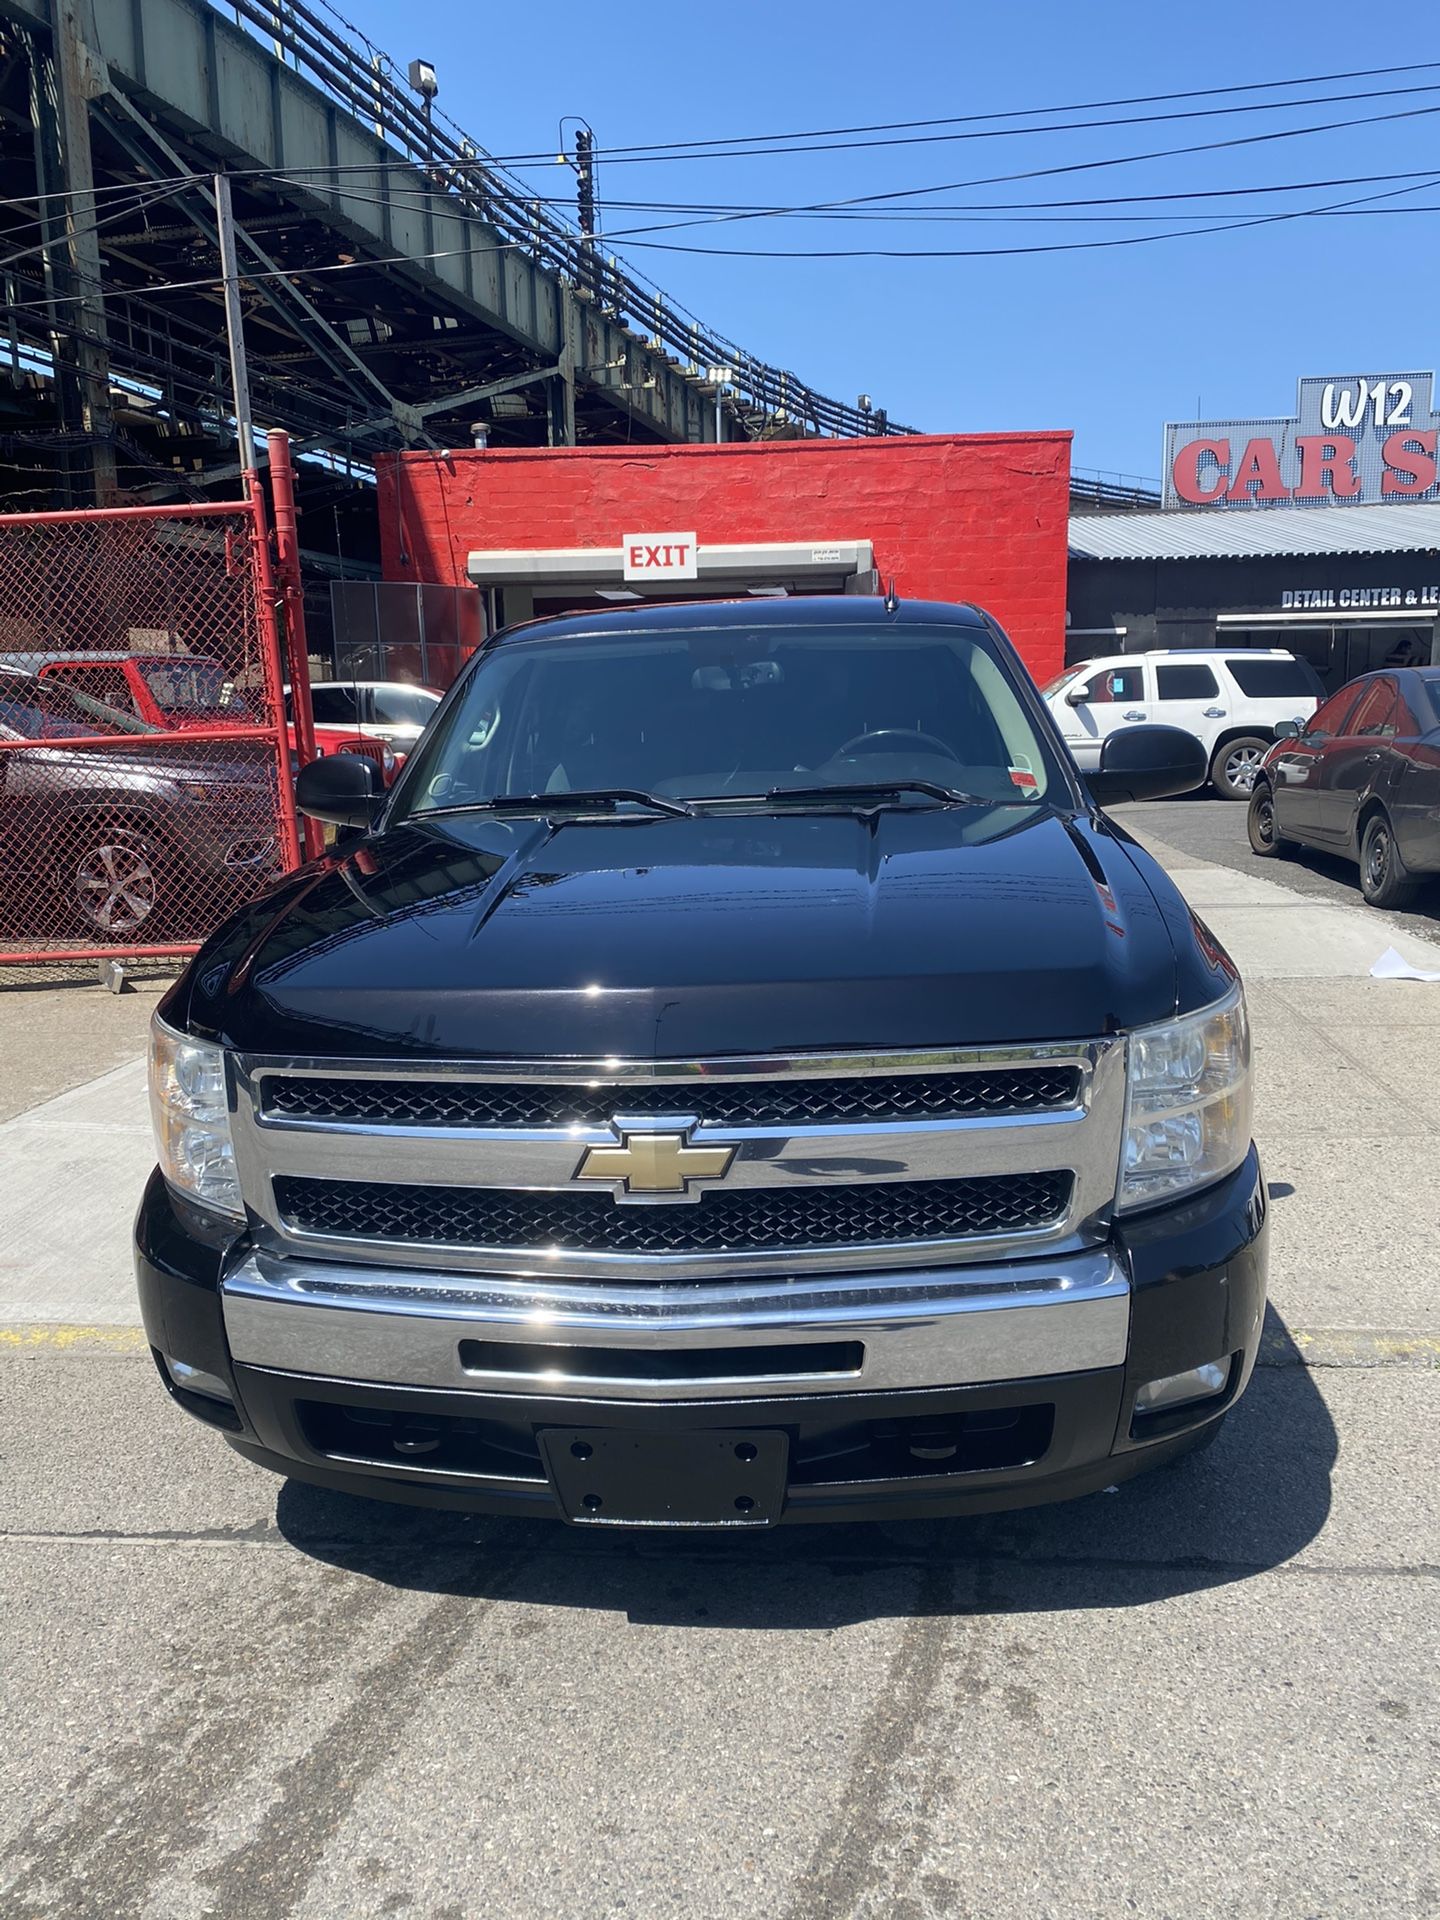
[[1247, 667, 1440, 908]]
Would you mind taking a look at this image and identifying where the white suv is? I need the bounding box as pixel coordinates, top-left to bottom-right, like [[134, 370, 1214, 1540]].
[[1042, 649, 1324, 800]]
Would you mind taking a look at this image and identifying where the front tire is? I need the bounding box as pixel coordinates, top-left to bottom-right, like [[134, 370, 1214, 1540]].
[[1212, 735, 1270, 801], [1247, 783, 1288, 859], [1359, 810, 1418, 909]]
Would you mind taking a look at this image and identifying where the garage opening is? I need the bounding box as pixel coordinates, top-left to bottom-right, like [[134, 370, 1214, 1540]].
[[1216, 611, 1437, 695], [467, 540, 878, 629]]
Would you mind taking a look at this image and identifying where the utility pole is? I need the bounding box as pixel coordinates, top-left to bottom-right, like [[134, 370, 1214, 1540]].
[[575, 126, 596, 295], [213, 173, 255, 475], [559, 118, 598, 297], [49, 0, 117, 504]]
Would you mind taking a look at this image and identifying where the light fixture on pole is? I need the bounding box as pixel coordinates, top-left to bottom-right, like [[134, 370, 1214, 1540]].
[[706, 365, 734, 444], [408, 59, 439, 175]]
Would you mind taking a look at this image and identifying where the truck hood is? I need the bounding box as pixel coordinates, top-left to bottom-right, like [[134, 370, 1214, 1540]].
[[182, 805, 1218, 1059]]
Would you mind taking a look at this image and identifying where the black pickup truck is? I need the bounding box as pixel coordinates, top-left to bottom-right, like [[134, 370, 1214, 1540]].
[[137, 597, 1266, 1527]]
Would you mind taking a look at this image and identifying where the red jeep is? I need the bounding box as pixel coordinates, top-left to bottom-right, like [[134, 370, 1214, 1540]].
[[8, 652, 394, 782]]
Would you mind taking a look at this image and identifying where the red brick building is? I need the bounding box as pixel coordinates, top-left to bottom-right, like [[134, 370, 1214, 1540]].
[[377, 431, 1071, 681]]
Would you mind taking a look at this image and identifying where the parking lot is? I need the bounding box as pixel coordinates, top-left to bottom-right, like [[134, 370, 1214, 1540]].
[[1, 799, 1437, 1920]]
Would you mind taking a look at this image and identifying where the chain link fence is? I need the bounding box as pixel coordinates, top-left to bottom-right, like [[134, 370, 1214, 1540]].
[[0, 496, 301, 968]]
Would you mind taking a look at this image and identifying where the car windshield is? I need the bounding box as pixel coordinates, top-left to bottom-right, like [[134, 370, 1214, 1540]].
[[1038, 666, 1084, 698], [140, 659, 249, 718], [394, 621, 1064, 819]]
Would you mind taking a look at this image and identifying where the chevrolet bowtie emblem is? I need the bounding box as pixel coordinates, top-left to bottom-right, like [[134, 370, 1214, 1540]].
[[575, 1127, 736, 1199]]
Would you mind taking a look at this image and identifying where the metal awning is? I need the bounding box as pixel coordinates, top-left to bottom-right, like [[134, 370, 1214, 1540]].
[[466, 539, 875, 591], [1069, 501, 1440, 562]]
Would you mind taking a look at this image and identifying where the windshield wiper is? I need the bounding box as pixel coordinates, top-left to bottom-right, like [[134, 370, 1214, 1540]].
[[419, 788, 696, 820], [751, 780, 989, 809]]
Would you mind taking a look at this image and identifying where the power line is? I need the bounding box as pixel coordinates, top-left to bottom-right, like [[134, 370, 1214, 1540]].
[[8, 173, 1440, 324], [0, 170, 201, 217], [609, 172, 1440, 259], [201, 75, 1440, 187], [269, 98, 1440, 252], [0, 180, 195, 274], [498, 77, 1440, 169], [587, 99, 1440, 243], [537, 168, 1440, 219], [483, 59, 1440, 162]]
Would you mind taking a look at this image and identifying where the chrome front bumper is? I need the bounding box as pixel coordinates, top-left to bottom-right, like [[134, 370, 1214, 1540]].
[[221, 1246, 1130, 1403]]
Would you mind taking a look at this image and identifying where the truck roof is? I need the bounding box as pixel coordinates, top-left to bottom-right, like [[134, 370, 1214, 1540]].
[[491, 594, 992, 647]]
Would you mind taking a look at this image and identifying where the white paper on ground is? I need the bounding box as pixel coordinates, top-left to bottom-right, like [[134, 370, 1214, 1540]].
[[1369, 945, 1440, 983]]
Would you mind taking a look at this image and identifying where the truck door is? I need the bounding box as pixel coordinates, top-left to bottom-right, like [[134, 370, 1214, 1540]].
[[1058, 660, 1150, 771]]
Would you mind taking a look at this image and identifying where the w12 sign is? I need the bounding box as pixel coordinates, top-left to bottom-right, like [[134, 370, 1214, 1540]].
[[622, 532, 698, 581], [1163, 372, 1440, 509]]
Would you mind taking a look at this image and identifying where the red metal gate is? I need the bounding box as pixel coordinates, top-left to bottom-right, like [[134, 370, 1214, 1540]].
[[0, 485, 302, 967]]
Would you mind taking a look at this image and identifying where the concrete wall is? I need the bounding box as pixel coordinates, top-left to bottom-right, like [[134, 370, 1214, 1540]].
[[376, 433, 1072, 679]]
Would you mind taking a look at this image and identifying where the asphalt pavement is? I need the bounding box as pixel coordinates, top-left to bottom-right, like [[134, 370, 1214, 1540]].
[[1, 822, 1437, 1920]]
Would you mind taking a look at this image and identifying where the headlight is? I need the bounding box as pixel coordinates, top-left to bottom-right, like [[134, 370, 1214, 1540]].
[[1119, 985, 1251, 1211], [148, 1014, 244, 1220]]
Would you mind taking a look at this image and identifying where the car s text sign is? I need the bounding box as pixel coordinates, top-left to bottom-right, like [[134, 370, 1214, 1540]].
[[622, 533, 698, 581], [1163, 373, 1440, 510]]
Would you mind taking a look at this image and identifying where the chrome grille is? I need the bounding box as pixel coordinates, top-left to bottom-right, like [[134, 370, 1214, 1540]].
[[262, 1065, 1082, 1130], [232, 1041, 1126, 1280], [274, 1172, 1074, 1258]]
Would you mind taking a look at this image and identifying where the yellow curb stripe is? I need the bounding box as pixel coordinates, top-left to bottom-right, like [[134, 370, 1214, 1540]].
[[0, 1324, 146, 1352], [1259, 1327, 1440, 1367]]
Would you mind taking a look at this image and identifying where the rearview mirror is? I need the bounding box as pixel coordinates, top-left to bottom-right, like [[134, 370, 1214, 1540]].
[[1064, 683, 1089, 706], [1274, 718, 1301, 740], [1085, 724, 1208, 807], [296, 751, 385, 828]]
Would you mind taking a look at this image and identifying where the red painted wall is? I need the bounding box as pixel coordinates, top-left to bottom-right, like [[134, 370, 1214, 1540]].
[[377, 431, 1071, 679]]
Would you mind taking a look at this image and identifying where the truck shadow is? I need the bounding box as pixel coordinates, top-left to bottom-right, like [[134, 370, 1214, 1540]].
[[273, 1303, 1335, 1628]]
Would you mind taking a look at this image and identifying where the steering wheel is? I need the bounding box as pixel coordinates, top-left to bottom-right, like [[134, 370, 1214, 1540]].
[[836, 727, 962, 763]]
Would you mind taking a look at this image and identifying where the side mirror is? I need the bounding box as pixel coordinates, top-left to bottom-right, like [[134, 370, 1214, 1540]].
[[1064, 683, 1089, 706], [1086, 724, 1208, 807], [1274, 718, 1301, 740], [296, 752, 385, 828]]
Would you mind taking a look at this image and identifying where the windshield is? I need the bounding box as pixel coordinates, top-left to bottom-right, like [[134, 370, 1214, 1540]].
[[394, 622, 1064, 819], [1039, 666, 1085, 698], [140, 660, 250, 719]]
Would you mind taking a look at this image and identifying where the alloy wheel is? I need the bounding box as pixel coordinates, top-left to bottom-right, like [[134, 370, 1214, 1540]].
[[1225, 745, 1264, 793], [73, 840, 159, 935]]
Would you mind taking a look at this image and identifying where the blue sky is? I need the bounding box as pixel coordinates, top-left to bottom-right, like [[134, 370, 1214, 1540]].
[[338, 0, 1440, 483]]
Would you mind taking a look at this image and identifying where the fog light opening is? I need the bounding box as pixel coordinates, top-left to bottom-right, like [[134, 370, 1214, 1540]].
[[1134, 1358, 1230, 1419], [164, 1356, 234, 1404]]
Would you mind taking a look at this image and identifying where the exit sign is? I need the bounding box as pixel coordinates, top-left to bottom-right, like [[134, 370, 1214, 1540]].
[[622, 532, 698, 581]]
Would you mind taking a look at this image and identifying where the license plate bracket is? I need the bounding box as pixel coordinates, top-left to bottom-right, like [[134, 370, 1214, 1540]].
[[538, 1426, 789, 1528]]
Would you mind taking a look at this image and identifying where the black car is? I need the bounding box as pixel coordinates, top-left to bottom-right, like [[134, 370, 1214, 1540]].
[[0, 667, 280, 940], [1246, 667, 1440, 908], [136, 596, 1268, 1529]]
